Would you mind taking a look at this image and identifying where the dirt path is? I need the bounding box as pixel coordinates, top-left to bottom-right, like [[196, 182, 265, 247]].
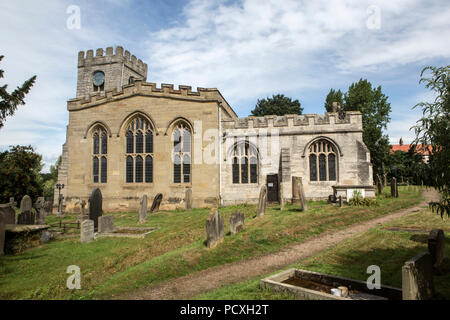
[[116, 188, 440, 300]]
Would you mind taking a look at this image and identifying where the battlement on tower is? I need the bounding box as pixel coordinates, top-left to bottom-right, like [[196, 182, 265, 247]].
[[77, 46, 148, 77]]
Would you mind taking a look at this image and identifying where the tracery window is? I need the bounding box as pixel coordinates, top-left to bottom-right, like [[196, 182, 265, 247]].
[[232, 141, 258, 184], [92, 127, 107, 183], [125, 117, 154, 183], [172, 122, 191, 183], [309, 139, 337, 182]]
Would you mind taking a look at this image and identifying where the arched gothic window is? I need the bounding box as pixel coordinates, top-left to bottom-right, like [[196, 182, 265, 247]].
[[125, 116, 154, 183], [308, 139, 337, 182], [172, 122, 191, 183], [92, 127, 107, 183], [232, 141, 258, 184]]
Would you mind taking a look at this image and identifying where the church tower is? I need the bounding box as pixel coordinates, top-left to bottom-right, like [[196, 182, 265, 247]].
[[76, 46, 148, 98]]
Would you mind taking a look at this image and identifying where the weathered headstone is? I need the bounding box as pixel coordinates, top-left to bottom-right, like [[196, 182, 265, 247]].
[[390, 178, 397, 198], [35, 197, 46, 224], [206, 209, 224, 248], [17, 211, 36, 225], [98, 215, 114, 233], [230, 211, 245, 235], [338, 195, 343, 207], [9, 197, 17, 209], [402, 252, 434, 300], [88, 188, 103, 230], [291, 177, 301, 205], [296, 178, 308, 211], [150, 193, 163, 213], [376, 175, 383, 195], [185, 188, 192, 210], [279, 182, 285, 211], [0, 212, 5, 255], [20, 195, 32, 213], [257, 185, 267, 217], [428, 229, 446, 274], [0, 203, 16, 224], [81, 219, 95, 243], [139, 195, 148, 223]]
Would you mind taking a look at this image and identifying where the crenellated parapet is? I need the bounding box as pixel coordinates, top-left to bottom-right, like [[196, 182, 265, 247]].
[[68, 81, 236, 117], [78, 46, 148, 77], [222, 112, 363, 132]]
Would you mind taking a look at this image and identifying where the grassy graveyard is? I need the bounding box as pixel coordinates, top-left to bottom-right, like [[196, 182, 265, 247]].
[[0, 186, 424, 299], [196, 200, 450, 300]]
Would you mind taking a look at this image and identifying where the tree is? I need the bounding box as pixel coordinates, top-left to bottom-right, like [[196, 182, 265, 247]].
[[0, 145, 44, 202], [386, 147, 426, 184], [412, 65, 450, 217], [324, 89, 343, 112], [41, 155, 61, 198], [0, 55, 36, 129], [251, 94, 303, 116], [343, 79, 392, 179]]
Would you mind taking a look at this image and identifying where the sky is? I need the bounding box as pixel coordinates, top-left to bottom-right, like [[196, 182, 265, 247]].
[[0, 0, 449, 172]]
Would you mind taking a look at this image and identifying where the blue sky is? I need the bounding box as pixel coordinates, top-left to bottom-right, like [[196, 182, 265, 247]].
[[0, 0, 449, 172]]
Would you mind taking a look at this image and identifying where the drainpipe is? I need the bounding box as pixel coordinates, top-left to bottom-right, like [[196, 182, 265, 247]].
[[218, 102, 223, 206]]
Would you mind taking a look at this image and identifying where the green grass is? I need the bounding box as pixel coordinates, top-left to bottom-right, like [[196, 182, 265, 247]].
[[197, 198, 450, 300], [0, 186, 423, 299]]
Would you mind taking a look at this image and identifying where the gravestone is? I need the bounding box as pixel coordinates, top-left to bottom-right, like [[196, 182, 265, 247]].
[[402, 252, 434, 300], [35, 197, 46, 224], [279, 182, 285, 211], [428, 229, 446, 274], [257, 185, 267, 217], [185, 188, 192, 210], [390, 178, 398, 198], [291, 177, 302, 205], [0, 203, 16, 224], [139, 195, 148, 223], [20, 195, 32, 213], [206, 209, 224, 248], [150, 193, 163, 213], [81, 219, 95, 243], [230, 211, 245, 235], [17, 211, 36, 225], [88, 188, 103, 230], [376, 175, 383, 195], [338, 195, 343, 207], [0, 212, 5, 255], [296, 178, 308, 211], [9, 197, 17, 209], [98, 215, 114, 233]]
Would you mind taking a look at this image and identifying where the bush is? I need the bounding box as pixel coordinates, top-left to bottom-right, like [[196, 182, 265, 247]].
[[349, 191, 378, 207]]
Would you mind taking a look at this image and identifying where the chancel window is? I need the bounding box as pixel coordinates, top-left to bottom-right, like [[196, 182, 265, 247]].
[[92, 127, 107, 183], [172, 122, 191, 183], [232, 141, 258, 184], [125, 117, 154, 183], [309, 139, 337, 182]]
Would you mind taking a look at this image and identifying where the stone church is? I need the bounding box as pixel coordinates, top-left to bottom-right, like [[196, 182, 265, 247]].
[[55, 46, 374, 213]]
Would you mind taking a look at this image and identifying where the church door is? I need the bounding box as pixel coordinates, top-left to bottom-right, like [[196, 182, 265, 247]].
[[266, 174, 279, 202]]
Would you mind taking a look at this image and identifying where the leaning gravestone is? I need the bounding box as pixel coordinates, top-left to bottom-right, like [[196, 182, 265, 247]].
[[376, 175, 383, 195], [428, 229, 446, 274], [206, 209, 224, 248], [257, 185, 267, 217], [81, 219, 95, 243], [0, 212, 5, 255], [230, 211, 245, 235], [139, 195, 148, 223], [89, 188, 103, 231], [98, 215, 114, 233], [150, 193, 163, 213], [296, 178, 308, 211], [185, 188, 192, 210], [0, 203, 16, 224], [402, 252, 434, 300]]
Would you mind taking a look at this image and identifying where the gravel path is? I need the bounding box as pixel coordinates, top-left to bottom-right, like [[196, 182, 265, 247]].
[[115, 188, 439, 300]]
